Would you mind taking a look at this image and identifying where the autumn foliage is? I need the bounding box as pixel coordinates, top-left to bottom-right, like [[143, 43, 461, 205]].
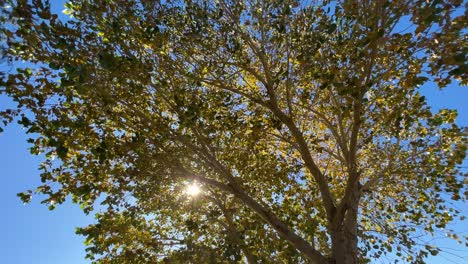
[[1, 0, 467, 263]]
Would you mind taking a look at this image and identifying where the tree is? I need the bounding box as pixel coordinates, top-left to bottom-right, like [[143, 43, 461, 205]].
[[1, 0, 467, 263]]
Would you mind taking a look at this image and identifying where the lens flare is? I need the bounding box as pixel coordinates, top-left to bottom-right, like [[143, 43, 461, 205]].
[[186, 183, 201, 197]]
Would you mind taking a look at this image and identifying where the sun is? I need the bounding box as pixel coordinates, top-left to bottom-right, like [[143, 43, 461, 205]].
[[186, 183, 201, 197]]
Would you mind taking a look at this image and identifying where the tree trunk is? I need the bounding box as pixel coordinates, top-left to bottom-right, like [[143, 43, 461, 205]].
[[330, 216, 358, 263], [330, 191, 359, 264]]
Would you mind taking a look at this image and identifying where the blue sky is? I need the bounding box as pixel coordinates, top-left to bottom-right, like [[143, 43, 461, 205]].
[[1, 1, 467, 264]]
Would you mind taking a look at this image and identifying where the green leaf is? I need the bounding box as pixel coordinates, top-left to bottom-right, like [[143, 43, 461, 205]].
[[17, 191, 32, 204]]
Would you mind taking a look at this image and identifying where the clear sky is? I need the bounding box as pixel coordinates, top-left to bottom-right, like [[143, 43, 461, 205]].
[[0, 2, 467, 264]]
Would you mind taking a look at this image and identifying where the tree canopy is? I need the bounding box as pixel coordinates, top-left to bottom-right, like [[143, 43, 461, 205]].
[[1, 0, 467, 263]]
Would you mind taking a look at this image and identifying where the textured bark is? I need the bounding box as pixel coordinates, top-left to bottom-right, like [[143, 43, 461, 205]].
[[330, 183, 360, 264], [330, 213, 359, 264]]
